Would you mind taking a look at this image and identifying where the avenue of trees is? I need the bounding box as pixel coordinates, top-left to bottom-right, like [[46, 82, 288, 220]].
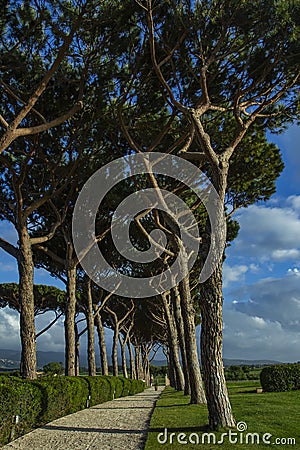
[[0, 0, 299, 430]]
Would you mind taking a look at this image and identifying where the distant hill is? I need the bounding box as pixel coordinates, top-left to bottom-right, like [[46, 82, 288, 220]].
[[151, 359, 168, 367], [0, 349, 21, 369], [223, 358, 282, 367], [0, 349, 283, 370], [151, 358, 282, 367], [0, 348, 104, 370], [0, 349, 66, 369]]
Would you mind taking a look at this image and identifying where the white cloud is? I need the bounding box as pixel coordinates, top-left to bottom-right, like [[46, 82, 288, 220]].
[[223, 307, 299, 362], [271, 249, 300, 261], [288, 267, 300, 276], [36, 320, 65, 352], [287, 195, 300, 211], [230, 202, 300, 263], [223, 271, 300, 362], [0, 308, 66, 353], [223, 264, 248, 288], [0, 308, 20, 350]]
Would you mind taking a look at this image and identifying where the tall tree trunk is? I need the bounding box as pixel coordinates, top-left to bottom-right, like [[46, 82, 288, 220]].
[[162, 292, 184, 391], [172, 285, 190, 395], [94, 310, 108, 375], [199, 166, 235, 429], [179, 265, 206, 404], [134, 344, 143, 380], [65, 265, 77, 376], [141, 345, 151, 386], [86, 278, 96, 376], [127, 339, 136, 379], [119, 336, 128, 378], [18, 225, 36, 379], [167, 351, 176, 388], [74, 321, 80, 376], [200, 263, 235, 429], [112, 325, 119, 377]]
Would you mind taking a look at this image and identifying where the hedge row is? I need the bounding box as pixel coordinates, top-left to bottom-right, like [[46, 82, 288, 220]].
[[0, 375, 145, 446], [260, 364, 300, 392]]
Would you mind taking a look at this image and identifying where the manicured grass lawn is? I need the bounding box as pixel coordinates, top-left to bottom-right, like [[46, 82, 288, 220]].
[[145, 382, 300, 449]]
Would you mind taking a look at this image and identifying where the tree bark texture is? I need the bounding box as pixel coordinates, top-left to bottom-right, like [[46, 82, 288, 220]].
[[198, 166, 235, 428], [167, 351, 176, 388], [74, 321, 80, 376], [119, 337, 128, 378], [200, 263, 235, 429], [86, 278, 96, 376], [65, 266, 77, 376], [112, 325, 119, 377], [127, 339, 136, 379], [134, 345, 144, 380], [179, 271, 206, 404], [161, 292, 184, 391], [18, 226, 37, 379], [94, 310, 108, 375], [172, 285, 191, 395], [141, 345, 151, 386]]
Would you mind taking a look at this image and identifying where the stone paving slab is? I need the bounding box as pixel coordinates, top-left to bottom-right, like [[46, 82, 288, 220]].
[[2, 386, 163, 450]]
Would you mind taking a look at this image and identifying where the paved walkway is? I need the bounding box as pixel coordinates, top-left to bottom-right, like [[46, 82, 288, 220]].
[[3, 386, 163, 450]]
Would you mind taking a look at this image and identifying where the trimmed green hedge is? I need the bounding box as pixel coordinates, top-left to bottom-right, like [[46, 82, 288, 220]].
[[0, 376, 43, 445], [0, 375, 145, 446], [36, 376, 90, 424], [260, 364, 300, 392]]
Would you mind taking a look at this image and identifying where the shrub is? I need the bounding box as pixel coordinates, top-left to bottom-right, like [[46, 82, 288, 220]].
[[81, 376, 112, 406], [260, 364, 300, 392], [130, 379, 145, 395], [43, 362, 64, 375], [0, 375, 145, 446], [102, 375, 117, 398], [114, 377, 124, 398], [225, 365, 247, 381], [120, 377, 132, 397], [35, 376, 89, 423], [0, 377, 42, 446]]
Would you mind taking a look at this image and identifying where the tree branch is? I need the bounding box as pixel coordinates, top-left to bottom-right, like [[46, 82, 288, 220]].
[[146, 0, 188, 114], [34, 244, 65, 267], [0, 9, 84, 154], [36, 312, 63, 338], [0, 238, 19, 260], [13, 101, 83, 139]]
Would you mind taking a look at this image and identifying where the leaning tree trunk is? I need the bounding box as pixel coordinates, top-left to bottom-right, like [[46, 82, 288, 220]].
[[127, 339, 136, 379], [162, 292, 184, 391], [65, 265, 77, 376], [94, 309, 108, 375], [86, 278, 96, 376], [18, 225, 37, 379], [179, 266, 206, 404], [200, 263, 236, 429], [172, 285, 190, 395]]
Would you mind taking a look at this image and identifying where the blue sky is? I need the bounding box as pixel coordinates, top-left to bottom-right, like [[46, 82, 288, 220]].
[[0, 125, 299, 363], [222, 125, 300, 362]]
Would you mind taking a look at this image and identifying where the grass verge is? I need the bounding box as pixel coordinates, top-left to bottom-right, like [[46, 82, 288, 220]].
[[145, 381, 300, 449]]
